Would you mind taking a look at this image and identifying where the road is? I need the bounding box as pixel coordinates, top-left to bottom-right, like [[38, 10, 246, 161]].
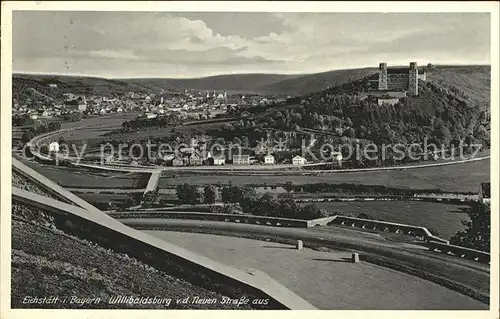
[[148, 231, 487, 309], [118, 218, 490, 304], [25, 120, 490, 175]]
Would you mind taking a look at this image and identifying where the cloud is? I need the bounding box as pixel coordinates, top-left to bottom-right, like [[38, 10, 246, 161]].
[[12, 12, 491, 78]]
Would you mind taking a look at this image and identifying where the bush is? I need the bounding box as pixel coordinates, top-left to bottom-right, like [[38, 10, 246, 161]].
[[450, 203, 490, 252]]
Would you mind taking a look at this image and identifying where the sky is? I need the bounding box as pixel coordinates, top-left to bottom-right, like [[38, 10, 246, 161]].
[[13, 11, 491, 79]]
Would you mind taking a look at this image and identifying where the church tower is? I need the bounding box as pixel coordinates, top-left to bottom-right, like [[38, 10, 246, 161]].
[[378, 63, 388, 90], [408, 62, 419, 96]]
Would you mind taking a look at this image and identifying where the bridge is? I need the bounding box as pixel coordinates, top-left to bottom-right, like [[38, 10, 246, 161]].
[[144, 170, 162, 194]]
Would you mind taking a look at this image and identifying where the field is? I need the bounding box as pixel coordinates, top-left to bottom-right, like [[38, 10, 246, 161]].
[[158, 158, 490, 193], [57, 113, 140, 142], [16, 159, 149, 189], [148, 231, 485, 310], [314, 201, 469, 240], [11, 219, 247, 309]]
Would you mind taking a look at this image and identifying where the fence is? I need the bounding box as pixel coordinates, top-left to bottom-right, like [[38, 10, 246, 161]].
[[427, 241, 490, 263], [322, 215, 449, 244], [109, 211, 310, 228]]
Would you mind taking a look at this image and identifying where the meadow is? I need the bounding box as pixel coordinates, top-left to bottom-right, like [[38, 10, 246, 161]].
[[158, 158, 489, 193], [314, 201, 469, 240]]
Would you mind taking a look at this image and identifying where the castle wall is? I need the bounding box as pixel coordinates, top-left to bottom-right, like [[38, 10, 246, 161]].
[[387, 74, 409, 91], [377, 62, 421, 96]]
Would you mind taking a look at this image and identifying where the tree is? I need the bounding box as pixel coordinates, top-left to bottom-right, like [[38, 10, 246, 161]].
[[277, 194, 300, 219], [203, 185, 217, 204], [253, 193, 279, 216], [21, 130, 35, 144], [58, 136, 67, 146], [450, 203, 490, 252], [39, 144, 49, 155], [142, 190, 159, 208], [297, 203, 320, 220], [176, 183, 200, 205], [221, 186, 239, 204], [238, 186, 258, 213]]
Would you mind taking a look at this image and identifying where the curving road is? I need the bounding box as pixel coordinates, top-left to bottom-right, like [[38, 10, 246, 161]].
[[27, 122, 490, 175], [119, 218, 490, 304]]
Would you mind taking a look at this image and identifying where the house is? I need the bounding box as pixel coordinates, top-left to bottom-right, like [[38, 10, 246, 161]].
[[49, 141, 59, 153], [172, 158, 184, 166], [209, 155, 226, 166], [292, 155, 306, 166], [144, 112, 157, 119], [188, 151, 204, 166], [479, 182, 491, 204], [331, 151, 343, 162], [65, 96, 87, 112], [264, 154, 275, 165], [38, 110, 50, 117], [163, 154, 175, 161], [232, 155, 250, 165], [377, 98, 400, 106]]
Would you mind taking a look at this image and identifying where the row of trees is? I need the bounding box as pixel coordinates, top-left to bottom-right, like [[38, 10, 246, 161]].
[[175, 184, 328, 220], [62, 112, 83, 122], [119, 114, 184, 132], [21, 121, 62, 144]]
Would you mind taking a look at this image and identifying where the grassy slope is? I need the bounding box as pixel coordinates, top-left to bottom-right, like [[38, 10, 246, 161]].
[[314, 201, 469, 240], [11, 219, 249, 309], [16, 158, 150, 189], [261, 67, 377, 95], [427, 65, 491, 109]]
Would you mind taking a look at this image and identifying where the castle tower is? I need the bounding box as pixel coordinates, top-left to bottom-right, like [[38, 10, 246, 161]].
[[408, 62, 419, 96], [378, 63, 388, 90]]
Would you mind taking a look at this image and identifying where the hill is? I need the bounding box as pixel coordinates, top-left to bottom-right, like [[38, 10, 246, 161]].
[[426, 65, 490, 110], [13, 65, 490, 103], [260, 68, 378, 95], [121, 73, 301, 95], [120, 68, 378, 96], [12, 73, 154, 104]]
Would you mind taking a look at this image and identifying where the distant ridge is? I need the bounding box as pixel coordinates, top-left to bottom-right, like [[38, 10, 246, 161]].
[[13, 64, 490, 101]]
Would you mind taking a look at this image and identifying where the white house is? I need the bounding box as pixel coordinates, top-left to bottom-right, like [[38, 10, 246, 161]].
[[144, 112, 157, 119], [163, 154, 175, 161], [331, 151, 343, 162], [49, 141, 59, 153], [292, 155, 306, 166], [213, 156, 226, 165], [264, 154, 275, 165], [233, 155, 251, 165]]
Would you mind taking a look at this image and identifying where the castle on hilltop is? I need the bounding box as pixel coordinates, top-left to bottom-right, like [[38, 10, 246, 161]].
[[378, 62, 427, 96]]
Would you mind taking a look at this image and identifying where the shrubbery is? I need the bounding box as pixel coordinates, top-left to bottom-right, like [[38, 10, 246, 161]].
[[450, 203, 490, 252]]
